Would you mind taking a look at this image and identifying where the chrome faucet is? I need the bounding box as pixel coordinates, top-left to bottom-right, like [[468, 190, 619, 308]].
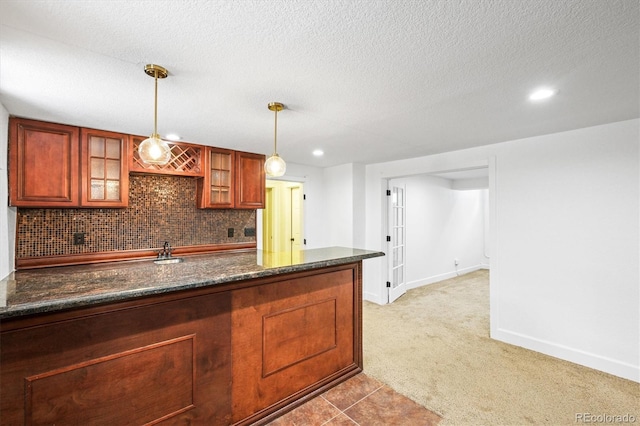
[[158, 241, 173, 259]]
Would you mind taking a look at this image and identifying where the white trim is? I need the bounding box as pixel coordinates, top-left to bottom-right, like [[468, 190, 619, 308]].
[[493, 328, 640, 383], [363, 290, 385, 305], [488, 156, 499, 343], [266, 175, 307, 183], [380, 178, 389, 302], [406, 265, 484, 290]]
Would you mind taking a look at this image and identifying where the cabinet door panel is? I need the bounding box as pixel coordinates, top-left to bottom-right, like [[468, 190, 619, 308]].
[[1, 292, 232, 425], [231, 267, 357, 422], [235, 151, 265, 209], [81, 129, 129, 207], [198, 147, 235, 208], [9, 118, 80, 207]]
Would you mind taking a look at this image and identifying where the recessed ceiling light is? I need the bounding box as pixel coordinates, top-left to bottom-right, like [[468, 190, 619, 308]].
[[312, 149, 324, 157], [529, 88, 556, 101], [165, 133, 181, 141]]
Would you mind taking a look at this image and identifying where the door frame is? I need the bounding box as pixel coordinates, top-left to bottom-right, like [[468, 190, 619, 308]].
[[379, 159, 495, 313], [257, 177, 305, 252], [263, 187, 275, 252]]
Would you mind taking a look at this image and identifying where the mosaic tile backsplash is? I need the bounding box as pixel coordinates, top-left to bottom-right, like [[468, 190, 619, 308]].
[[16, 174, 257, 259]]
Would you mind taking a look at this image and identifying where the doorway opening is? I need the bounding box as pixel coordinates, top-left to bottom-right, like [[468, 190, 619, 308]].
[[262, 179, 304, 252], [385, 166, 491, 304]]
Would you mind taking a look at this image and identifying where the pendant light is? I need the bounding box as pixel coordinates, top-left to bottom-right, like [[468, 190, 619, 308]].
[[264, 102, 286, 177], [138, 64, 171, 165]]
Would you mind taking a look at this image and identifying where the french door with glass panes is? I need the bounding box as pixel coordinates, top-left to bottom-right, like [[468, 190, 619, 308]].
[[388, 183, 407, 303]]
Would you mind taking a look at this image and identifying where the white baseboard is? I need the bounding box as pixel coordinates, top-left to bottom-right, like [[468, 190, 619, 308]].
[[407, 264, 484, 290], [492, 328, 640, 383], [363, 290, 385, 305]]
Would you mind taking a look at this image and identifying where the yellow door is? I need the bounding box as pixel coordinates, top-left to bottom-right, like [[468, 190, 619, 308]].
[[262, 180, 304, 252]]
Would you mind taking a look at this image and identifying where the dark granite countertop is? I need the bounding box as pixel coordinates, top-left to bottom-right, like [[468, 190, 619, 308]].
[[0, 247, 384, 320]]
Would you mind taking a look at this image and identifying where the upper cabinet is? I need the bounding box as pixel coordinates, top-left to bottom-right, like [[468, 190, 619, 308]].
[[9, 118, 80, 207], [235, 151, 265, 209], [197, 147, 235, 208], [8, 117, 265, 210], [197, 148, 265, 209], [80, 129, 129, 208], [129, 136, 203, 177], [8, 118, 130, 208]]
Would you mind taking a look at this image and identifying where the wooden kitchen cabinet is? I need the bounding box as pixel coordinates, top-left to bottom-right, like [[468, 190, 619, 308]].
[[235, 150, 266, 209], [9, 117, 80, 207], [1, 291, 233, 425], [129, 135, 204, 177], [80, 128, 129, 207], [197, 147, 235, 208], [8, 118, 129, 208], [231, 265, 360, 424], [9, 117, 263, 210], [197, 148, 265, 209], [0, 261, 363, 425]]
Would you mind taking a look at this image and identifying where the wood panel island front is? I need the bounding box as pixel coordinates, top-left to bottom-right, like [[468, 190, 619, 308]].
[[0, 247, 383, 425]]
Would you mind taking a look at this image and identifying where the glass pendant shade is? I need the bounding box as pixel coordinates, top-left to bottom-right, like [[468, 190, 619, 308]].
[[265, 102, 286, 177], [265, 153, 286, 177], [139, 133, 171, 165]]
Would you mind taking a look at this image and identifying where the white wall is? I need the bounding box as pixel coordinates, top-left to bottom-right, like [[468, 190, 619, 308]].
[[494, 120, 638, 382], [322, 163, 367, 249], [352, 163, 366, 249], [390, 175, 486, 289], [363, 119, 639, 382], [323, 164, 354, 247], [0, 102, 15, 280]]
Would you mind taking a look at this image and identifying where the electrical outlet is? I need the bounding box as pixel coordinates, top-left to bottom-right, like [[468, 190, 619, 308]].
[[228, 228, 234, 238], [73, 232, 85, 245], [244, 227, 256, 237]]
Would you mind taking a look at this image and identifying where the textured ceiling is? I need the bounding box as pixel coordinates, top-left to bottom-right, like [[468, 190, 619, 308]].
[[0, 0, 638, 168]]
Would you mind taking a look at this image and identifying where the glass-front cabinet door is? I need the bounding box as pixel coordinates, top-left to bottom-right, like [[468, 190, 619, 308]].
[[81, 129, 129, 207], [198, 147, 235, 208]]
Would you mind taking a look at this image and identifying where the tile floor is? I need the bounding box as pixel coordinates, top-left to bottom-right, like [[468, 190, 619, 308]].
[[266, 373, 441, 426]]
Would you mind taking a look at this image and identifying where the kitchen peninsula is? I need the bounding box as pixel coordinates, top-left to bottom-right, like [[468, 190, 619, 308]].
[[0, 247, 383, 425]]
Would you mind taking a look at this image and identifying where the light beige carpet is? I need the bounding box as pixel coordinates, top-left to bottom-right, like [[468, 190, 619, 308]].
[[363, 270, 639, 425]]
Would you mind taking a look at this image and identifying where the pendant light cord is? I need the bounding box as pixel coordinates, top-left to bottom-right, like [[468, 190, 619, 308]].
[[153, 71, 159, 137], [273, 107, 278, 155]]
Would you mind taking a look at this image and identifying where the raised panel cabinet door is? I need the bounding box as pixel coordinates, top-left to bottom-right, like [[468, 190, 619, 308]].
[[80, 129, 129, 207], [231, 264, 362, 424], [235, 151, 265, 209], [199, 147, 235, 209], [9, 118, 80, 207], [0, 291, 233, 425]]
